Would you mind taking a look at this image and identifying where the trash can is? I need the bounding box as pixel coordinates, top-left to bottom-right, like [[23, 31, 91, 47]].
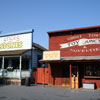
[[0, 78, 3, 84], [25, 77, 30, 86], [21, 78, 25, 85]]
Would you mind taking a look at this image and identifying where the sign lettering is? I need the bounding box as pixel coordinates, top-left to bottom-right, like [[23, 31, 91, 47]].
[[0, 33, 32, 51], [43, 51, 60, 60], [60, 38, 100, 49]]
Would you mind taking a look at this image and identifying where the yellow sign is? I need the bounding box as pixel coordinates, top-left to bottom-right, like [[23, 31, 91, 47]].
[[43, 51, 60, 60], [0, 42, 23, 49]]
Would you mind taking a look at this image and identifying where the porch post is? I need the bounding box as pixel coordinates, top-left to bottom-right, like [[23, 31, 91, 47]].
[[2, 56, 4, 77], [42, 63, 45, 87], [19, 56, 22, 79], [70, 64, 72, 88]]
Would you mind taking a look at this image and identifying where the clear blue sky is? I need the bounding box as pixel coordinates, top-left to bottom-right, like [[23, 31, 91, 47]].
[[0, 0, 100, 49]]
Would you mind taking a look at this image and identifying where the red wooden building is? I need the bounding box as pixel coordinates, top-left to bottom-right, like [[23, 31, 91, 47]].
[[41, 26, 100, 89]]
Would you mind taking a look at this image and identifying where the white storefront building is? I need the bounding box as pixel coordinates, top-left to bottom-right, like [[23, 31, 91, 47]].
[[0, 30, 46, 84]]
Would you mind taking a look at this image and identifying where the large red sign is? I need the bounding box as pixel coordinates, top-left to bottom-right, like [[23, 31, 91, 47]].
[[49, 32, 100, 57]]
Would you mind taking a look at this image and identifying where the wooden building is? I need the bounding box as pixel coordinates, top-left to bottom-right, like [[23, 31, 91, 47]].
[[0, 30, 46, 84], [41, 26, 100, 89]]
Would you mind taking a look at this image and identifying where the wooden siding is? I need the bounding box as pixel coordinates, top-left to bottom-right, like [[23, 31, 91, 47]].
[[33, 68, 49, 84]]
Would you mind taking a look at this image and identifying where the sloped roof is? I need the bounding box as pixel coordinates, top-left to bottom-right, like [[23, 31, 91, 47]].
[[0, 43, 47, 56], [40, 56, 100, 63], [48, 25, 100, 34], [33, 43, 47, 51]]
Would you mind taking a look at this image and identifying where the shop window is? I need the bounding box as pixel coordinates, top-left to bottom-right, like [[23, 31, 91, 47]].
[[85, 65, 100, 76], [62, 66, 69, 78]]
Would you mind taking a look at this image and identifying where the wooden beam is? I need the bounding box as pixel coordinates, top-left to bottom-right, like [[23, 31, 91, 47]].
[[70, 64, 72, 88], [19, 56, 22, 79], [2, 56, 4, 77]]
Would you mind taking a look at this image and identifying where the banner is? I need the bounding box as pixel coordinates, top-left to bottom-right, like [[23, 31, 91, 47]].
[[60, 38, 100, 49]]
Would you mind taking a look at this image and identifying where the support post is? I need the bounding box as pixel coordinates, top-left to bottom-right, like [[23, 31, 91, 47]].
[[70, 64, 72, 88], [2, 56, 4, 77], [48, 63, 50, 86], [30, 29, 34, 79], [19, 56, 22, 79], [42, 63, 45, 87]]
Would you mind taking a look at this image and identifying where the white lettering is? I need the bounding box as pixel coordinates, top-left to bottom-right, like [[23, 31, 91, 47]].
[[60, 38, 100, 49]]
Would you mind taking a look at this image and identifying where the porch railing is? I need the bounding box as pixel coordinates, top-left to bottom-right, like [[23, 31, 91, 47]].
[[0, 69, 30, 79]]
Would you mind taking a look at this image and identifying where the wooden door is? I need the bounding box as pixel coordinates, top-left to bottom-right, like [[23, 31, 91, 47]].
[[71, 66, 79, 89]]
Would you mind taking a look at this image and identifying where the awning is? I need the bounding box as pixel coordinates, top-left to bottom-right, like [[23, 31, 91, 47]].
[[40, 59, 62, 63], [62, 56, 100, 61], [0, 49, 30, 56], [40, 56, 100, 63]]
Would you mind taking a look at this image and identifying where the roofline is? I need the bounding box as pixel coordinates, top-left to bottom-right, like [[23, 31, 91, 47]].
[[0, 29, 34, 37], [40, 56, 100, 63], [47, 25, 100, 34], [33, 43, 48, 51]]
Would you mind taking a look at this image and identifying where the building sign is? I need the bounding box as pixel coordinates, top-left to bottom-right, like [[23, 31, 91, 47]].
[[48, 32, 100, 56], [43, 51, 60, 60], [60, 38, 100, 49], [0, 33, 32, 51]]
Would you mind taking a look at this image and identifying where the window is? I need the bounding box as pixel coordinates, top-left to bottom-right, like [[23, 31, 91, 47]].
[[12, 59, 19, 69], [62, 65, 69, 78], [22, 58, 29, 70], [85, 64, 100, 76]]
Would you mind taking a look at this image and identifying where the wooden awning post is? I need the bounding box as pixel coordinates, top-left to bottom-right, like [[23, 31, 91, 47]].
[[70, 64, 72, 88], [42, 63, 45, 88], [2, 56, 4, 77], [19, 56, 22, 79]]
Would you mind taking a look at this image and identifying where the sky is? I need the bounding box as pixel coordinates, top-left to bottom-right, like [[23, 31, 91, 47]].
[[0, 0, 100, 49]]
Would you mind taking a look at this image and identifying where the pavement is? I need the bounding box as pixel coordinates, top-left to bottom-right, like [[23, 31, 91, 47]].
[[0, 84, 100, 100]]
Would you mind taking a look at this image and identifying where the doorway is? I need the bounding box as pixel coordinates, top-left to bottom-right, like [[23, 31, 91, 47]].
[[71, 66, 79, 89]]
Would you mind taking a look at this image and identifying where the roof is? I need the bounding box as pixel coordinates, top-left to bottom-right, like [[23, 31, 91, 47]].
[[48, 25, 100, 34], [33, 43, 47, 51], [0, 30, 47, 56], [61, 56, 100, 61], [40, 56, 100, 63], [0, 42, 47, 56], [0, 29, 33, 38], [0, 49, 30, 56]]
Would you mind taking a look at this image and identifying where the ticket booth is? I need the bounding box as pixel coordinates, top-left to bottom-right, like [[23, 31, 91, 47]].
[[71, 66, 79, 89]]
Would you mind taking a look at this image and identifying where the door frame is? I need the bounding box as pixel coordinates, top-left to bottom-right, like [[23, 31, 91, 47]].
[[71, 66, 79, 89]]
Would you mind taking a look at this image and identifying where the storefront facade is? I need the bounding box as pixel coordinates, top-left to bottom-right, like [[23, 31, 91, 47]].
[[0, 30, 46, 84], [41, 26, 100, 89]]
